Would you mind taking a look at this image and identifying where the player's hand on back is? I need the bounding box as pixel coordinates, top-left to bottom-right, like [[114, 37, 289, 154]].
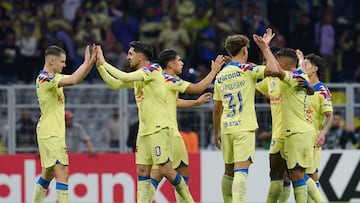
[[211, 55, 226, 73], [224, 55, 232, 64]]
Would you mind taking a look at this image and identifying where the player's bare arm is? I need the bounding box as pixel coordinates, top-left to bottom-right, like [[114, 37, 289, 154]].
[[213, 100, 222, 150], [253, 33, 284, 78], [185, 55, 225, 94], [176, 92, 212, 108], [96, 45, 143, 82], [296, 49, 314, 95], [59, 44, 97, 87], [316, 111, 333, 147]]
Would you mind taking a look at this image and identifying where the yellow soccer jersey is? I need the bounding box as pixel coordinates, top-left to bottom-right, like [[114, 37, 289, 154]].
[[256, 76, 284, 139], [281, 69, 314, 134], [163, 72, 190, 131], [306, 82, 333, 133], [134, 63, 171, 136], [36, 70, 66, 139], [214, 62, 265, 134]]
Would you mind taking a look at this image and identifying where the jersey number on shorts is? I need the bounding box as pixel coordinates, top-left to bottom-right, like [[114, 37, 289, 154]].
[[224, 92, 243, 118]]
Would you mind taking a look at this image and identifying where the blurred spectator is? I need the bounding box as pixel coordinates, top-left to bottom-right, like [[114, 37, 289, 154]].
[[100, 18, 117, 54], [106, 41, 128, 70], [187, 4, 209, 43], [62, 0, 81, 23], [112, 10, 139, 51], [179, 118, 199, 153], [157, 17, 190, 60], [323, 112, 358, 149], [267, 0, 300, 40], [0, 15, 14, 45], [176, 0, 195, 25], [65, 110, 96, 155], [0, 32, 20, 84], [341, 33, 360, 82], [127, 120, 139, 153], [315, 9, 335, 82], [269, 26, 286, 49], [104, 110, 121, 149], [16, 108, 36, 149], [194, 15, 230, 66], [139, 5, 162, 47], [16, 22, 38, 83], [74, 17, 102, 58], [289, 13, 317, 55]]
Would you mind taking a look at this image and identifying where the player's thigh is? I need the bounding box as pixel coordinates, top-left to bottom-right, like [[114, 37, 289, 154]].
[[135, 135, 152, 166], [147, 127, 172, 165], [285, 131, 314, 170], [269, 138, 287, 178], [38, 136, 68, 168], [305, 147, 321, 174], [172, 133, 189, 169], [233, 131, 255, 164], [221, 133, 234, 164]]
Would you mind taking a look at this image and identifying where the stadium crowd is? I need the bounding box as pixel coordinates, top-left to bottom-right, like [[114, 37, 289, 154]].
[[0, 0, 360, 84]]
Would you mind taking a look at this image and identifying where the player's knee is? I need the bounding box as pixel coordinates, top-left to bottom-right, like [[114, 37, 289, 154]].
[[175, 164, 189, 177], [288, 168, 305, 181], [269, 169, 284, 179], [224, 164, 234, 176], [137, 165, 151, 176]]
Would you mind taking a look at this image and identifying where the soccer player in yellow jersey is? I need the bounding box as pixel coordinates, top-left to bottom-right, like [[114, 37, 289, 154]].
[[256, 48, 298, 203], [149, 49, 224, 202], [95, 41, 195, 203], [303, 54, 333, 203], [213, 28, 283, 203], [273, 49, 318, 203], [32, 45, 97, 203]]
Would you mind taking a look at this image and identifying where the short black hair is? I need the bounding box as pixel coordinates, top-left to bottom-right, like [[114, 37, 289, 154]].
[[158, 49, 178, 69], [44, 45, 66, 57], [275, 48, 297, 59], [129, 41, 154, 60], [305, 53, 326, 80]]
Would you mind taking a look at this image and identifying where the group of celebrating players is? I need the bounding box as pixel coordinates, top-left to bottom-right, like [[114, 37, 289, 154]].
[[31, 27, 332, 203]]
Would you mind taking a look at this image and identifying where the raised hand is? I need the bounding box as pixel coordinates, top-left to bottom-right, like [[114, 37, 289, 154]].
[[96, 45, 106, 66], [262, 28, 275, 45], [90, 44, 97, 64], [253, 34, 270, 51], [296, 49, 305, 69], [84, 45, 91, 64]]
